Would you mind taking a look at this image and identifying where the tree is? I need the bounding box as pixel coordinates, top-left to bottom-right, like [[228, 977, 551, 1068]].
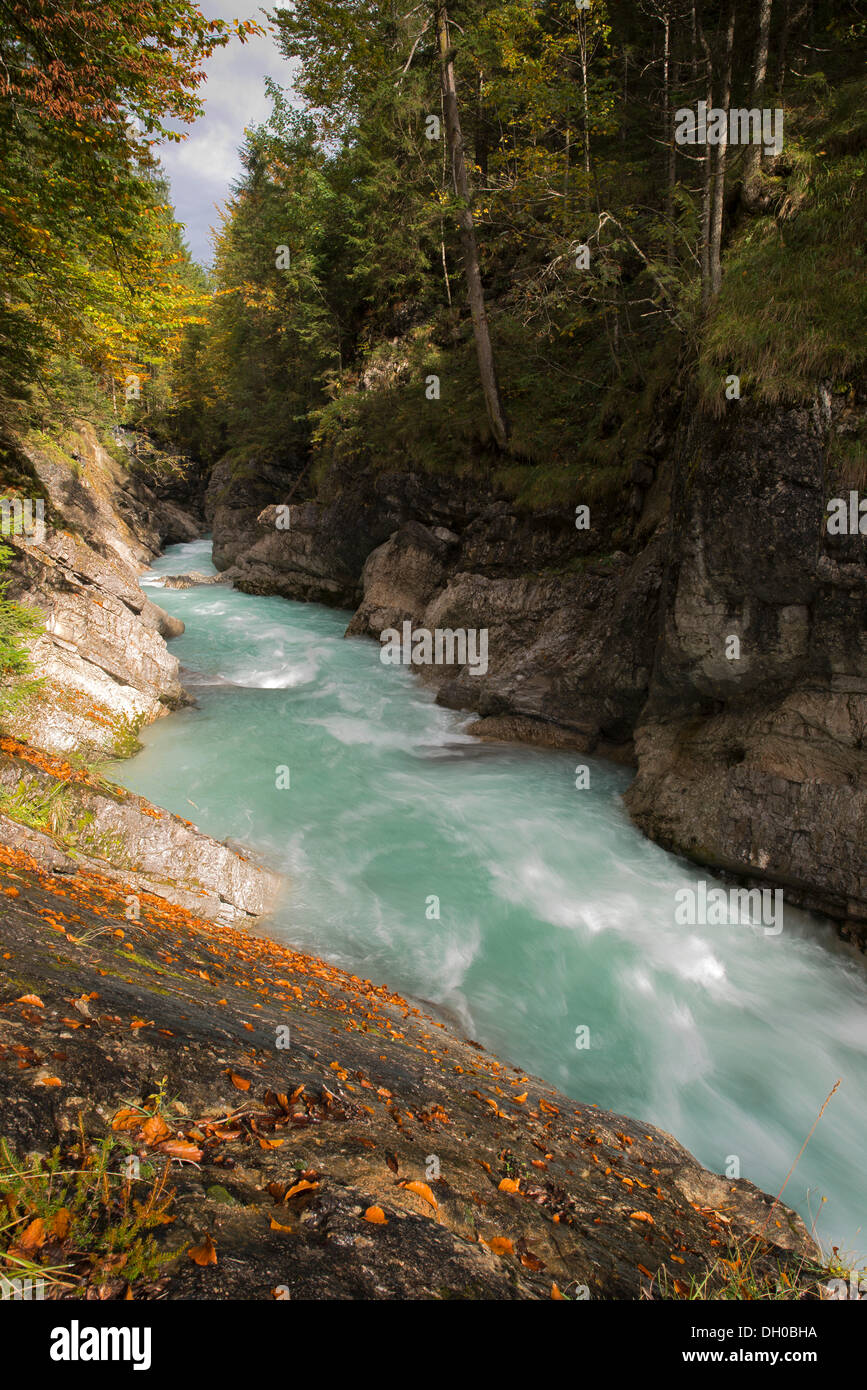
[[435, 4, 509, 449], [0, 0, 259, 416]]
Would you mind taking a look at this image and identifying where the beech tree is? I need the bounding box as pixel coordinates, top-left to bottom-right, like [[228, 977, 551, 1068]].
[[0, 0, 259, 416]]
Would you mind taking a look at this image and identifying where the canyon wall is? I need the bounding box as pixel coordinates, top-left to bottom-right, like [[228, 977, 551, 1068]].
[[206, 387, 866, 944]]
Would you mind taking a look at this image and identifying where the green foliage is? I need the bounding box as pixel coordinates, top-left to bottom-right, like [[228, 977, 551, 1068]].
[[699, 79, 867, 409], [3, 0, 864, 502], [0, 543, 43, 727], [160, 0, 863, 511], [0, 0, 250, 431], [0, 1132, 179, 1298]]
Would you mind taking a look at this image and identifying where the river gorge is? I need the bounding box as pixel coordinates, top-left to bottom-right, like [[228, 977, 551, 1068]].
[[112, 537, 867, 1259]]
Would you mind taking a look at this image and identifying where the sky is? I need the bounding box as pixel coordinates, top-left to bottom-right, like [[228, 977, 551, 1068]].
[[156, 3, 297, 266]]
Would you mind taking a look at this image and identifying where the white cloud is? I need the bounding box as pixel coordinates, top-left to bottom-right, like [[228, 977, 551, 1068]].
[[156, 2, 298, 264]]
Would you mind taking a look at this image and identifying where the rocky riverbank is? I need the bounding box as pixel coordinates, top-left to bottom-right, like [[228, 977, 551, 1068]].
[[0, 423, 279, 923], [205, 386, 867, 949], [1, 423, 199, 760], [0, 837, 822, 1300], [0, 417, 842, 1299]]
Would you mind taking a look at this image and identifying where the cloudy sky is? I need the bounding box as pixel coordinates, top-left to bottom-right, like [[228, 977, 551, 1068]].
[[157, 3, 297, 266]]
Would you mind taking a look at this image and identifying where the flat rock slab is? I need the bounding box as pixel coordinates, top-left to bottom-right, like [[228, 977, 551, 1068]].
[[0, 741, 281, 924], [0, 843, 819, 1301]]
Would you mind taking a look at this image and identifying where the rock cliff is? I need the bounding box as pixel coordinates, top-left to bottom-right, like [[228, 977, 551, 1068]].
[[205, 385, 866, 945], [0, 418, 837, 1301], [0, 422, 279, 926]]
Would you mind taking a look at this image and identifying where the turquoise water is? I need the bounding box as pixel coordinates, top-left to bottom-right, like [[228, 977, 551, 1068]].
[[117, 539, 866, 1256]]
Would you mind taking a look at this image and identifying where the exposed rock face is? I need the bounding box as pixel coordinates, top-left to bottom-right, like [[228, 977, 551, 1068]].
[[208, 465, 657, 757], [209, 387, 866, 941], [0, 426, 282, 930], [346, 523, 662, 757], [1, 424, 200, 758], [161, 571, 230, 590], [0, 839, 819, 1300], [624, 391, 867, 947], [0, 743, 280, 924]]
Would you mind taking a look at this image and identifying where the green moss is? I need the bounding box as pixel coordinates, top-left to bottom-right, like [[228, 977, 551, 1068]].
[[111, 712, 147, 759], [310, 309, 677, 517], [699, 79, 867, 410]]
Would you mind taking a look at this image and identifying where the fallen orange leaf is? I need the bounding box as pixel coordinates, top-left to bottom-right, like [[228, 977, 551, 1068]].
[[189, 1234, 217, 1266], [111, 1109, 143, 1132], [364, 1206, 388, 1224], [140, 1115, 170, 1145], [284, 1179, 318, 1200], [157, 1140, 204, 1161], [485, 1237, 514, 1257], [402, 1181, 438, 1212], [48, 1208, 71, 1241], [17, 1217, 46, 1253]]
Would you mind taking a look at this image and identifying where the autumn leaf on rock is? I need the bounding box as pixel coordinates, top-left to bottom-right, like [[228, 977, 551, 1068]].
[[484, 1236, 514, 1257], [498, 1177, 520, 1194], [157, 1140, 204, 1161], [111, 1109, 142, 1132], [227, 1072, 251, 1091], [284, 1179, 318, 1201], [16, 1217, 46, 1253], [519, 1249, 545, 1272], [401, 1181, 438, 1212], [628, 1211, 654, 1224], [189, 1234, 217, 1266], [140, 1115, 170, 1145], [15, 994, 44, 1007], [364, 1206, 388, 1224]]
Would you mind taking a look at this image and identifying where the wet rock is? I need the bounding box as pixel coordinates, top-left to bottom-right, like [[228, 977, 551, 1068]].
[[161, 571, 230, 590], [0, 745, 281, 924], [0, 844, 821, 1301], [625, 392, 867, 937], [2, 425, 197, 758]]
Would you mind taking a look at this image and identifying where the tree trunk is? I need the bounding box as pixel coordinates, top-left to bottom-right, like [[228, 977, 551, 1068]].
[[436, 3, 509, 449], [709, 0, 735, 299], [778, 1, 807, 91], [699, 32, 713, 308], [579, 14, 591, 175], [663, 9, 675, 266], [744, 0, 773, 194], [563, 123, 571, 228]]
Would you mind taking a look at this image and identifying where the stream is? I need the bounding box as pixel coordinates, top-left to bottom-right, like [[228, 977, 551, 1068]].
[[114, 538, 866, 1257]]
